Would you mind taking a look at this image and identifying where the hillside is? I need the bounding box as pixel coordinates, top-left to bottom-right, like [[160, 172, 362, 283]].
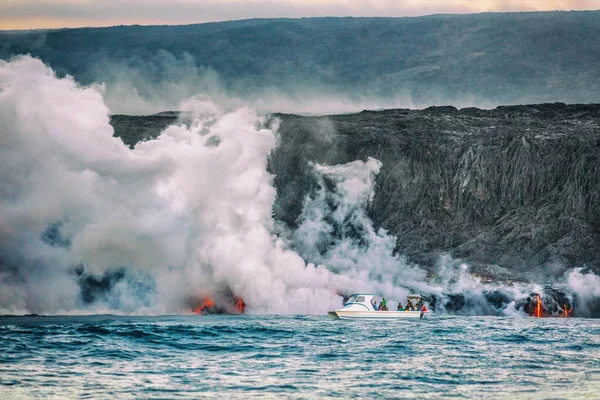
[[2, 12, 600, 106]]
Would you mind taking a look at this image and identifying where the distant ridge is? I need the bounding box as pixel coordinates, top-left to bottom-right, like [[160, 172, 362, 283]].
[[2, 12, 600, 106]]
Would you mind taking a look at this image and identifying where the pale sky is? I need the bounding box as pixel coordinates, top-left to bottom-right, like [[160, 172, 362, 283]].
[[0, 0, 599, 30]]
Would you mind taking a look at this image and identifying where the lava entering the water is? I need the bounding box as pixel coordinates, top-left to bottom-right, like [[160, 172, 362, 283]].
[[236, 297, 246, 314], [190, 294, 246, 315], [536, 295, 541, 318], [194, 297, 215, 314]]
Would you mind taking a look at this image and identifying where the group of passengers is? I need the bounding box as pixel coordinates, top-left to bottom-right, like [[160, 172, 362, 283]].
[[372, 297, 426, 312], [397, 298, 418, 311], [372, 298, 389, 311]]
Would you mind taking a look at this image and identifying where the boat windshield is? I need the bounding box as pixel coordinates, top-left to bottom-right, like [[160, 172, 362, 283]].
[[345, 295, 358, 304], [345, 295, 368, 305]]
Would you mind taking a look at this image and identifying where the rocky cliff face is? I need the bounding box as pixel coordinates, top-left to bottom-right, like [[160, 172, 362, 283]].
[[111, 103, 600, 280]]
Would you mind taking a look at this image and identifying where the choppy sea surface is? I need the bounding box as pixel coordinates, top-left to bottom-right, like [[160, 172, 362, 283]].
[[1, 315, 599, 399]]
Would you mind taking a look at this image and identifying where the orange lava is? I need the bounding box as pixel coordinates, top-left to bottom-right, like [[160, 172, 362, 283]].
[[194, 296, 215, 314], [536, 295, 541, 318], [563, 304, 571, 318], [236, 297, 245, 314]]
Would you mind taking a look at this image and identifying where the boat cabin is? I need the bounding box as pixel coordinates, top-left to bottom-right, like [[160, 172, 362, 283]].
[[343, 294, 377, 311]]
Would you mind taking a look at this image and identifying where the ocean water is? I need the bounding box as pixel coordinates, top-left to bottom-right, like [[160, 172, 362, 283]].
[[1, 315, 599, 399]]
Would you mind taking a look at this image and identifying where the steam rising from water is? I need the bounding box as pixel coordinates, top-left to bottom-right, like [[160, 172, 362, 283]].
[[0, 56, 361, 314], [1, 56, 599, 316], [293, 158, 439, 301]]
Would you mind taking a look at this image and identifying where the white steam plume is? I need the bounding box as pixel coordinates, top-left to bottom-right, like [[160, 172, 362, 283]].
[[0, 55, 361, 315], [293, 158, 441, 303]]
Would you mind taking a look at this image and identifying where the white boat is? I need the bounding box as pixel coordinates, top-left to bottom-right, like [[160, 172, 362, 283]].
[[328, 294, 430, 320]]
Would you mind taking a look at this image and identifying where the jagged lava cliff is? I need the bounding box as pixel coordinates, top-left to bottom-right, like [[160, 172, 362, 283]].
[[111, 103, 600, 281]]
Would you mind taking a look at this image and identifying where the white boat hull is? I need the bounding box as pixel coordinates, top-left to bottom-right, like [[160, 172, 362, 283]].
[[329, 310, 427, 320]]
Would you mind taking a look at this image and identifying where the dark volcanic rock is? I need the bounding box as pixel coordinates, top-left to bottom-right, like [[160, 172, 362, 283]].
[[110, 113, 180, 147], [111, 103, 600, 277]]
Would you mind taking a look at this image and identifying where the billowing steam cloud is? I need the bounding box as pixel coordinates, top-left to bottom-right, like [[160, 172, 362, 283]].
[[1, 55, 599, 317], [0, 55, 358, 314], [293, 158, 439, 300]]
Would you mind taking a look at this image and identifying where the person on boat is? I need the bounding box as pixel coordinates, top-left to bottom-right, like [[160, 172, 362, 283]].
[[397, 302, 404, 311], [416, 298, 424, 310], [406, 298, 414, 311], [371, 299, 377, 310], [382, 298, 387, 311]]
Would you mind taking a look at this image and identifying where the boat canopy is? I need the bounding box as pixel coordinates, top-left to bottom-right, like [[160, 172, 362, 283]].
[[347, 294, 422, 302], [344, 294, 423, 307]]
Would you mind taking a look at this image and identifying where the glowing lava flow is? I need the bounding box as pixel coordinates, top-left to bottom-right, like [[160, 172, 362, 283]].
[[536, 295, 541, 318], [194, 297, 215, 314], [236, 298, 245, 314], [563, 304, 570, 318]]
